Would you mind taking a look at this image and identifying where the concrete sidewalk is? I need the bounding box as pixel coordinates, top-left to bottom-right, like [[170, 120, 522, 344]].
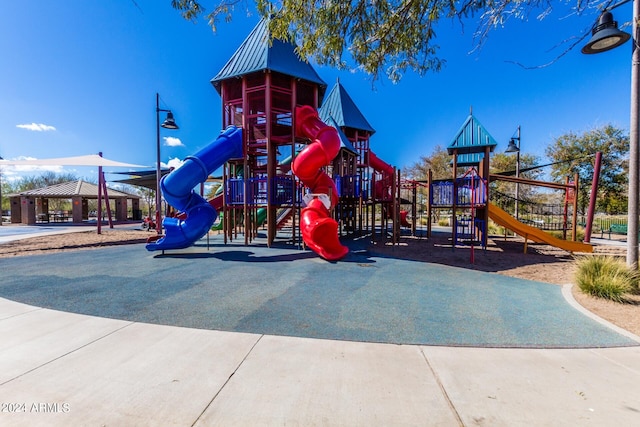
[[0, 222, 140, 244], [1, 297, 639, 426]]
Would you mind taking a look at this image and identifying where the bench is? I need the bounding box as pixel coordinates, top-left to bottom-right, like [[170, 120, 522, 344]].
[[601, 224, 627, 239]]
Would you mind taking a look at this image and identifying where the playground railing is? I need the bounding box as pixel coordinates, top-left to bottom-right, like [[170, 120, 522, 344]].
[[225, 177, 300, 206], [430, 178, 487, 207], [334, 175, 361, 198]]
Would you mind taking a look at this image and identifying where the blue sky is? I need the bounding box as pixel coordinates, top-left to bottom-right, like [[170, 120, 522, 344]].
[[0, 1, 634, 186]]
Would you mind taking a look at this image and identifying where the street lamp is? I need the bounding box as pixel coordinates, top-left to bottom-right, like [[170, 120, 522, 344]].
[[505, 126, 521, 220], [582, 1, 637, 268], [155, 92, 179, 235]]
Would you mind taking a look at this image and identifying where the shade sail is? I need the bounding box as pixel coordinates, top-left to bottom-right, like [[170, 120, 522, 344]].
[[0, 154, 147, 168]]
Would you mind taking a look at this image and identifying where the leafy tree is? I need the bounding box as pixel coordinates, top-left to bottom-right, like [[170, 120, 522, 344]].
[[490, 151, 542, 202], [130, 185, 156, 218], [171, 0, 608, 82], [403, 145, 451, 181], [9, 172, 79, 213], [545, 125, 628, 215], [13, 171, 79, 193], [0, 168, 8, 216]]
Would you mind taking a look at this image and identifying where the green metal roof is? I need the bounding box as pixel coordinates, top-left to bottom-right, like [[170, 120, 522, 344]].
[[211, 18, 326, 94], [447, 113, 497, 166], [319, 81, 375, 134], [328, 117, 358, 155]]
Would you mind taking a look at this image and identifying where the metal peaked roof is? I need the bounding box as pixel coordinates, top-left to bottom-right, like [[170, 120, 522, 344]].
[[9, 180, 138, 199], [447, 114, 498, 155], [319, 81, 375, 134], [446, 113, 497, 166], [328, 117, 358, 155], [211, 18, 326, 94]]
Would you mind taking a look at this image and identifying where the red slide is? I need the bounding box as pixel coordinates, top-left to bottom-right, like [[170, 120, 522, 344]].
[[369, 150, 409, 225], [292, 106, 349, 261], [368, 150, 394, 199]]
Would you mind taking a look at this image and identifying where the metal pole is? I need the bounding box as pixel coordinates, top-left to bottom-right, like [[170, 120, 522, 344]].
[[0, 155, 3, 226], [515, 126, 521, 220], [584, 151, 602, 243], [97, 152, 103, 235], [155, 93, 162, 236], [628, 0, 639, 268]]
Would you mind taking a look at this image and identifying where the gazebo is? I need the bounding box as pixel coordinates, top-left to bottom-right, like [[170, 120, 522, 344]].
[[8, 180, 141, 225]]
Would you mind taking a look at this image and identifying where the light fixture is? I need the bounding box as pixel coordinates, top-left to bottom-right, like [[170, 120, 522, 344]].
[[582, 1, 638, 268], [505, 138, 520, 153], [162, 112, 179, 130], [505, 127, 521, 220], [155, 93, 179, 236], [582, 11, 631, 54]]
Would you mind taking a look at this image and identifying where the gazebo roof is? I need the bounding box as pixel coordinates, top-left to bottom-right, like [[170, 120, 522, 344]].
[[447, 113, 498, 166], [211, 18, 326, 95], [9, 180, 138, 199], [319, 80, 375, 134]]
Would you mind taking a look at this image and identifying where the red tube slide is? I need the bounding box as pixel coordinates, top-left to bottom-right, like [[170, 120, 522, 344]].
[[368, 150, 394, 176], [292, 106, 349, 261], [369, 150, 409, 223], [368, 150, 394, 200]]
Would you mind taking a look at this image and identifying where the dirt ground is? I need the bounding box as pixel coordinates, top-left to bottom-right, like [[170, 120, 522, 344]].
[[1, 228, 639, 339]]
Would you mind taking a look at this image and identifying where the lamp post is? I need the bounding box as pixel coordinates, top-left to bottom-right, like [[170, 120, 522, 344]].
[[582, 1, 637, 268], [155, 92, 179, 235], [505, 126, 521, 220]]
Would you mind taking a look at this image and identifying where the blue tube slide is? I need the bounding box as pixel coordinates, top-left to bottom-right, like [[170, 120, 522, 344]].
[[146, 126, 243, 251]]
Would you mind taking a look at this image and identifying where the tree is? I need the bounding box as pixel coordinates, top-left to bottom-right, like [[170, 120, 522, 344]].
[[545, 125, 629, 215], [171, 0, 608, 82], [12, 172, 80, 212], [403, 144, 451, 181], [12, 171, 79, 193], [490, 151, 542, 202], [131, 185, 156, 218]]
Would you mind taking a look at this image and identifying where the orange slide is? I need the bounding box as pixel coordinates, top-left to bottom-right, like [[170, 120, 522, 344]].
[[488, 202, 593, 253], [292, 106, 349, 261]]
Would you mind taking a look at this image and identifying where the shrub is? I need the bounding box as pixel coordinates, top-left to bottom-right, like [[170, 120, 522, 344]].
[[487, 222, 513, 236], [437, 218, 449, 226], [574, 256, 640, 302], [547, 227, 586, 242]]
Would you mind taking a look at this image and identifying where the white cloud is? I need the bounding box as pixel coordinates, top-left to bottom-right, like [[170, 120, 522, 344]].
[[16, 123, 57, 132], [163, 157, 184, 170], [1, 156, 64, 174], [163, 136, 184, 147]]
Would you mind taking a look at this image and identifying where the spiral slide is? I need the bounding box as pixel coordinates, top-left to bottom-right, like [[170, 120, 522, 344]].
[[292, 106, 349, 261], [146, 126, 243, 251], [488, 202, 593, 253]]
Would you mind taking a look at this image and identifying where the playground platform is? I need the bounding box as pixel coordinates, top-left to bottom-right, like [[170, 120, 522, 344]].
[[1, 232, 639, 425]]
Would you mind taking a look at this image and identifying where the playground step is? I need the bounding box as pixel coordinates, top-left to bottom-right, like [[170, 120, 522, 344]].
[[276, 208, 294, 231]]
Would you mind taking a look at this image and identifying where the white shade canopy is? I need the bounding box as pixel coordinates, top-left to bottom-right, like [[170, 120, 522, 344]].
[[0, 154, 146, 168]]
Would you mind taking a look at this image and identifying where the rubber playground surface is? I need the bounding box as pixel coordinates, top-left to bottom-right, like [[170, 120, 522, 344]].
[[0, 232, 636, 348]]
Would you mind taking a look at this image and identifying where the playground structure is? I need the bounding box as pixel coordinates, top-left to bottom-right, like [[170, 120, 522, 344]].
[[147, 19, 592, 260], [146, 18, 402, 260], [422, 112, 592, 254]]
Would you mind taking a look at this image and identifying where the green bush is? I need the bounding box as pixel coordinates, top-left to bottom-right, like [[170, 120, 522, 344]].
[[437, 218, 449, 226], [574, 256, 640, 302], [547, 227, 586, 242]]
